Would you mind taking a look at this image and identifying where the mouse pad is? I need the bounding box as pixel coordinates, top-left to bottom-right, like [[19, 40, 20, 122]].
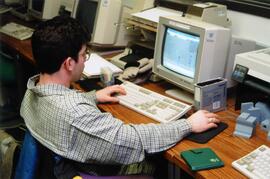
[[185, 122, 228, 144]]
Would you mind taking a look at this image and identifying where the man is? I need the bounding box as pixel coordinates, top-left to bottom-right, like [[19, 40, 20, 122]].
[[20, 16, 219, 177]]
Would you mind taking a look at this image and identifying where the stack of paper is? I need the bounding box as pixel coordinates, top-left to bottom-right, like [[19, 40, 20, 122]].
[[131, 7, 182, 24], [0, 22, 34, 40], [83, 53, 123, 78]]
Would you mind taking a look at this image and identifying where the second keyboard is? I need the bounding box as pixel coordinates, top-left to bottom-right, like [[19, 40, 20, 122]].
[[117, 81, 192, 123], [232, 145, 270, 179]]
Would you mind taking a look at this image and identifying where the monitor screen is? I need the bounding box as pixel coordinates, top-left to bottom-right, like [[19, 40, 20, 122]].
[[28, 0, 60, 20], [162, 27, 200, 79], [32, 0, 44, 12], [75, 0, 97, 35]]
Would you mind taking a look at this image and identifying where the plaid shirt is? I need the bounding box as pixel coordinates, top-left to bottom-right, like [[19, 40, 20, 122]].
[[20, 75, 192, 165]]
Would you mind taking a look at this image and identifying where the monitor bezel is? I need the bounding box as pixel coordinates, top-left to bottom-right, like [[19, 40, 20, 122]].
[[28, 0, 44, 18], [153, 16, 206, 93], [28, 0, 60, 20], [71, 0, 100, 45]]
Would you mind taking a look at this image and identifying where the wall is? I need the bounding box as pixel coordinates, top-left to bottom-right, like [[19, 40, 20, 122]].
[[227, 10, 270, 47]]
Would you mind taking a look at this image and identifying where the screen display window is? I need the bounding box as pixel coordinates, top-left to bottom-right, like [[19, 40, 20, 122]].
[[162, 27, 200, 78], [76, 0, 98, 35]]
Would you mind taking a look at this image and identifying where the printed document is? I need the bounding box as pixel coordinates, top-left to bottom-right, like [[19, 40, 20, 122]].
[[83, 53, 123, 78]]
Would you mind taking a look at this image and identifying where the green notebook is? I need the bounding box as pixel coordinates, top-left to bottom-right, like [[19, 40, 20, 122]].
[[180, 148, 224, 171]]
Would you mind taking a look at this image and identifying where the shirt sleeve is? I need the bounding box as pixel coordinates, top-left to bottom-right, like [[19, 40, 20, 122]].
[[67, 102, 192, 165], [131, 120, 192, 153], [82, 90, 97, 104]]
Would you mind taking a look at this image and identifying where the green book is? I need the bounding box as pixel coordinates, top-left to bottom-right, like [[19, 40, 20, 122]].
[[180, 147, 224, 171]]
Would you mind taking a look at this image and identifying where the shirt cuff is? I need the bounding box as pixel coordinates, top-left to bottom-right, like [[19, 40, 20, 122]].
[[175, 119, 192, 137], [85, 90, 98, 104]]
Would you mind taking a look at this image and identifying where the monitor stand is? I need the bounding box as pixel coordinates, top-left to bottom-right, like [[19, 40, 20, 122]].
[[165, 88, 194, 104]]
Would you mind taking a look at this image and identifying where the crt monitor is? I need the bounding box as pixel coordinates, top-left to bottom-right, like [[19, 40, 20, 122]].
[[153, 16, 230, 103], [28, 0, 60, 20], [71, 0, 122, 46]]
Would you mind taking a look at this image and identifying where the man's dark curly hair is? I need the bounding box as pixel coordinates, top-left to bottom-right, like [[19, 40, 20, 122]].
[[31, 15, 90, 74]]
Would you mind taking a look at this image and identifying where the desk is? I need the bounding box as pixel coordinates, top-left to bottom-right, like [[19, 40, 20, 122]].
[[98, 81, 270, 179], [0, 13, 35, 64], [2, 14, 270, 179]]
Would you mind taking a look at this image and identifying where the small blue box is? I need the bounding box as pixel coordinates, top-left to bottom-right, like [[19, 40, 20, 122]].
[[194, 78, 227, 112]]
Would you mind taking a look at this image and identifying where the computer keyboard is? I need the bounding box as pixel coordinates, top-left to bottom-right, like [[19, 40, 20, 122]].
[[0, 22, 34, 40], [117, 81, 192, 123], [232, 145, 270, 179]]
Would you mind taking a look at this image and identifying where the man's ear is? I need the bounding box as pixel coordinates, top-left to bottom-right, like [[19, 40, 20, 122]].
[[63, 57, 75, 71]]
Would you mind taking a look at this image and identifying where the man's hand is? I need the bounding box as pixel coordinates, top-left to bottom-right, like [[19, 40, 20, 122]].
[[187, 110, 220, 133], [96, 85, 126, 103]]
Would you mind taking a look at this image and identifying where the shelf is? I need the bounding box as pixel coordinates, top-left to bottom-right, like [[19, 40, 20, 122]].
[[127, 18, 157, 32]]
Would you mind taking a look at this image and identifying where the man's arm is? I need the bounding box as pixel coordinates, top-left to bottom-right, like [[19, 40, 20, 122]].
[[69, 100, 219, 165], [69, 109, 192, 165]]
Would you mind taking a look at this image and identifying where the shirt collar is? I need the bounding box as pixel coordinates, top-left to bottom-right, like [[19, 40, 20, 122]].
[[27, 75, 71, 96]]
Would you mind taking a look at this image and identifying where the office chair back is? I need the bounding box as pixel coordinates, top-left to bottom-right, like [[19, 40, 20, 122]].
[[14, 130, 56, 179], [15, 130, 153, 179]]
